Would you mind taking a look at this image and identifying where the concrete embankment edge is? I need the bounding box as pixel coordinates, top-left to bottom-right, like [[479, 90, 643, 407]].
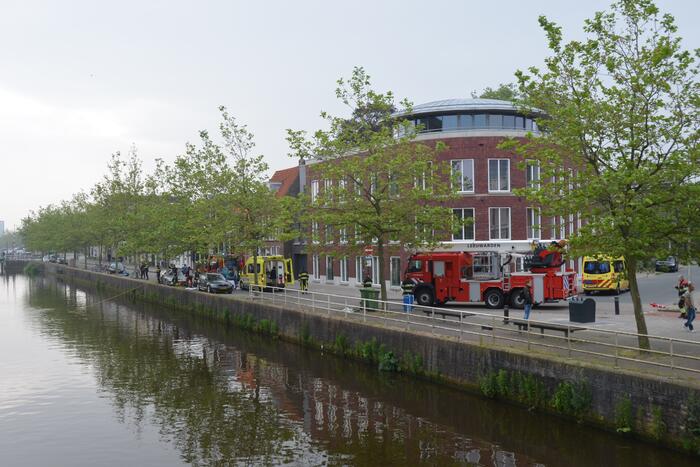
[[24, 261, 700, 455]]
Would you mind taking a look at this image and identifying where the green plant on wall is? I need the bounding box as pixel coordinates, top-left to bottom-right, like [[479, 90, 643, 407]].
[[649, 406, 666, 441], [614, 395, 633, 433], [551, 380, 592, 420], [683, 393, 700, 454]]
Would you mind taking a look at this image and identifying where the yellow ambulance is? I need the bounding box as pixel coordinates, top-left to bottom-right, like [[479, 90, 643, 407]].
[[239, 255, 294, 290], [582, 256, 629, 294]]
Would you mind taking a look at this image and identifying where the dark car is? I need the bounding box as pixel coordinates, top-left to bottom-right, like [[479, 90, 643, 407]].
[[655, 256, 679, 272], [198, 273, 234, 294], [160, 270, 186, 286], [106, 262, 129, 276]]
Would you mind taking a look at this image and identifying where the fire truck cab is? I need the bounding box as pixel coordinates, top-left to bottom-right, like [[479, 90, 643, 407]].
[[404, 249, 577, 309]]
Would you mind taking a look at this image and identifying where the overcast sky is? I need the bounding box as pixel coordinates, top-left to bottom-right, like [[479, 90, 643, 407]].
[[1, 0, 698, 230]]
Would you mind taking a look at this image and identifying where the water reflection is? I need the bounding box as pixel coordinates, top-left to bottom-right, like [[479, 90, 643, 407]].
[[12, 275, 698, 466]]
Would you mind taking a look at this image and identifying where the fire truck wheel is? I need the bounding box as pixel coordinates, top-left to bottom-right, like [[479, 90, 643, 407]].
[[415, 289, 434, 306], [484, 289, 505, 309], [509, 289, 525, 309]]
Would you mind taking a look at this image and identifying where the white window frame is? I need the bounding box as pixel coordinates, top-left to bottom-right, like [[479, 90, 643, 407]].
[[311, 221, 319, 244], [325, 224, 333, 244], [452, 208, 475, 241], [489, 207, 511, 240], [339, 227, 347, 244], [488, 159, 510, 193], [340, 256, 348, 283], [390, 256, 401, 287], [311, 180, 319, 203], [312, 255, 320, 279], [451, 159, 475, 193], [526, 161, 540, 188], [526, 207, 541, 240], [326, 256, 334, 281], [560, 215, 566, 239], [338, 179, 347, 203]]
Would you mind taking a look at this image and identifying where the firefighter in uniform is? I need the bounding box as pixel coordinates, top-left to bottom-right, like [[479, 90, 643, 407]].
[[299, 269, 309, 293], [401, 279, 415, 313]]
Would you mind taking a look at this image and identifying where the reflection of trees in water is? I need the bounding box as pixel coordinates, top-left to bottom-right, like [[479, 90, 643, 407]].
[[22, 277, 690, 467], [25, 278, 321, 466]]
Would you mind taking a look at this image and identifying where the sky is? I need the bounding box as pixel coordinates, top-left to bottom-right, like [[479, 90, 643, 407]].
[[0, 0, 698, 230]]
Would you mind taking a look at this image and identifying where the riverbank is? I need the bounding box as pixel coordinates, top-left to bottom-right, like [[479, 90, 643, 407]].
[[21, 260, 700, 456]]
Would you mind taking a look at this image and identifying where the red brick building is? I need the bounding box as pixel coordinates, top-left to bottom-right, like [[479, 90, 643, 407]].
[[272, 98, 580, 290]]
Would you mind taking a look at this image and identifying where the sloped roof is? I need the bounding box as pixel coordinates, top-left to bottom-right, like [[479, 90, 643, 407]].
[[269, 166, 299, 197]]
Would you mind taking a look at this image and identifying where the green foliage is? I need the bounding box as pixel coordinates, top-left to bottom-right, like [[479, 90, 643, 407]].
[[649, 406, 666, 441], [471, 83, 519, 101], [683, 393, 700, 453], [378, 351, 398, 372], [354, 337, 381, 363], [300, 323, 313, 346], [399, 352, 424, 375], [256, 319, 278, 337], [332, 333, 350, 356], [551, 380, 592, 419], [478, 370, 548, 410], [614, 395, 633, 433], [287, 67, 460, 301], [502, 0, 700, 346]]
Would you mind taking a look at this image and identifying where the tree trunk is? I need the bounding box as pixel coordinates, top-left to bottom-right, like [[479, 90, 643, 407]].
[[84, 247, 88, 269], [377, 239, 387, 303], [98, 245, 102, 266], [626, 257, 650, 350]]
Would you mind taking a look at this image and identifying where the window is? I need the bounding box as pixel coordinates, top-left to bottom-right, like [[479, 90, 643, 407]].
[[416, 161, 433, 190], [311, 221, 319, 244], [340, 257, 348, 282], [324, 179, 332, 203], [442, 115, 458, 130], [339, 227, 347, 244], [452, 208, 475, 240], [515, 116, 524, 129], [390, 257, 401, 287], [474, 114, 487, 128], [584, 261, 610, 274], [356, 256, 379, 285], [488, 114, 502, 128], [526, 207, 541, 239], [338, 179, 347, 203], [502, 115, 515, 129], [311, 180, 319, 203], [613, 260, 625, 273], [312, 255, 320, 279], [489, 207, 510, 240], [425, 115, 442, 131], [459, 114, 473, 129], [526, 161, 540, 188], [325, 224, 333, 244], [388, 172, 399, 197], [488, 159, 510, 192], [560, 216, 566, 239], [326, 256, 334, 280], [407, 260, 422, 273], [451, 159, 474, 192]]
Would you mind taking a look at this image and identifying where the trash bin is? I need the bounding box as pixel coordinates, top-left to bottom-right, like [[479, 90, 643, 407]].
[[569, 297, 596, 323], [403, 294, 414, 313], [360, 287, 380, 311]]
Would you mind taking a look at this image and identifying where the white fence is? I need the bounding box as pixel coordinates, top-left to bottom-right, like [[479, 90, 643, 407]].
[[247, 284, 700, 378]]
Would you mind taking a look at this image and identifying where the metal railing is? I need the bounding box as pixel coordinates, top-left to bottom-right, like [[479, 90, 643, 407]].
[[245, 284, 700, 378]]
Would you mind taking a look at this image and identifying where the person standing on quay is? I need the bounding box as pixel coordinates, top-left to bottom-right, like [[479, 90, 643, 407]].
[[299, 269, 309, 293], [155, 264, 161, 283], [521, 279, 534, 320], [683, 283, 696, 333], [401, 279, 415, 313]]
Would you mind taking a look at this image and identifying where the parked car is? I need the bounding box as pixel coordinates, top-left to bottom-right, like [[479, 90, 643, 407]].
[[655, 256, 679, 272], [198, 273, 234, 294], [160, 269, 186, 286], [57, 257, 68, 265], [107, 262, 129, 276]]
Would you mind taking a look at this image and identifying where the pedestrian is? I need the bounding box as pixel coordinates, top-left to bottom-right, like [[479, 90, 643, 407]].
[[676, 275, 690, 318], [299, 269, 309, 293], [401, 278, 415, 313], [682, 283, 696, 333], [155, 264, 161, 283], [521, 279, 534, 320], [144, 263, 149, 280], [134, 263, 140, 279]]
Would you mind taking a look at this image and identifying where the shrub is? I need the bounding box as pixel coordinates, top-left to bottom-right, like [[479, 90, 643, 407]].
[[551, 380, 592, 420], [478, 372, 499, 398], [650, 406, 666, 441], [614, 396, 633, 433], [378, 351, 398, 372], [333, 334, 350, 356]]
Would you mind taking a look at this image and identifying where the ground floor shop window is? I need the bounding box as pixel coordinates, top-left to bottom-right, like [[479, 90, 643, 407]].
[[312, 255, 320, 279], [340, 257, 348, 282]]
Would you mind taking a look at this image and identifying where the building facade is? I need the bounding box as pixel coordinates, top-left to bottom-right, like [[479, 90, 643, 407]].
[[274, 98, 580, 290]]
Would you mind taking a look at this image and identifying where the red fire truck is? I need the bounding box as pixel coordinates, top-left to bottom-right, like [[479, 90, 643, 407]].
[[403, 248, 577, 309]]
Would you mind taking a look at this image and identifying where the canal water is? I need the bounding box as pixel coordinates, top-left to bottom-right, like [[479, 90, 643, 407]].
[[0, 274, 696, 466]]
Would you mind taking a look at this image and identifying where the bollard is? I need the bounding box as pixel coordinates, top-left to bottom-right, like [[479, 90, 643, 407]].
[[614, 296, 620, 315], [503, 303, 510, 324]]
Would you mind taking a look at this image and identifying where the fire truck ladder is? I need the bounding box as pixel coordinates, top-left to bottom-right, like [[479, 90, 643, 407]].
[[502, 270, 511, 292]]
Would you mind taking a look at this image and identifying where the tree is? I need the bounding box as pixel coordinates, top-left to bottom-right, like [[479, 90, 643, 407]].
[[471, 83, 519, 101], [287, 67, 459, 302], [502, 0, 700, 349]]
